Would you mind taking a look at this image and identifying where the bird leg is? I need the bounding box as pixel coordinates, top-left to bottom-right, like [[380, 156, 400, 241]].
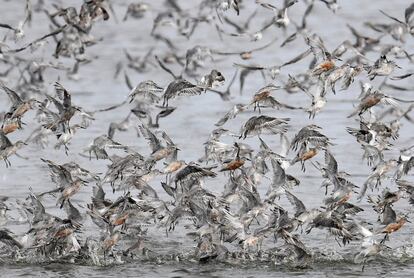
[[362, 259, 367, 272], [230, 170, 235, 180], [334, 236, 342, 247], [380, 233, 389, 244]]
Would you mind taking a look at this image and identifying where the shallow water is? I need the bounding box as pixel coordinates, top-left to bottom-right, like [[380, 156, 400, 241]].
[[1, 0, 414, 277], [2, 260, 414, 278]]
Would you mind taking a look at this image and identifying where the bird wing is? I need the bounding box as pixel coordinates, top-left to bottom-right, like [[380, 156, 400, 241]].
[[271, 158, 286, 187], [281, 49, 312, 67], [403, 157, 414, 175], [0, 23, 16, 31], [1, 84, 23, 105], [46, 95, 64, 114], [325, 150, 338, 174], [161, 131, 175, 146], [381, 96, 399, 107], [361, 144, 383, 167], [405, 3, 414, 24], [379, 9, 405, 25], [177, 82, 203, 96], [138, 125, 161, 153], [0, 132, 13, 150], [215, 109, 233, 127], [381, 204, 397, 225], [54, 82, 72, 109], [256, 84, 281, 94], [285, 190, 306, 217]]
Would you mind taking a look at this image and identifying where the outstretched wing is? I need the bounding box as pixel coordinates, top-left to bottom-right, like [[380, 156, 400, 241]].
[[0, 132, 13, 150], [54, 82, 72, 109], [139, 124, 161, 153], [1, 84, 23, 105]]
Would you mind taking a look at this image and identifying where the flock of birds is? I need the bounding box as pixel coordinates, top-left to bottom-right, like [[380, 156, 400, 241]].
[[1, 0, 414, 270]]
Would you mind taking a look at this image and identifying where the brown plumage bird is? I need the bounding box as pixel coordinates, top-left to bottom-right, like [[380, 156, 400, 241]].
[[347, 92, 399, 118], [220, 143, 245, 172], [381, 216, 409, 243], [292, 147, 318, 171]]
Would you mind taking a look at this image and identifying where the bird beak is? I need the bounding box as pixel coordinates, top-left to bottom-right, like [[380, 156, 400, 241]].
[[395, 64, 402, 69]]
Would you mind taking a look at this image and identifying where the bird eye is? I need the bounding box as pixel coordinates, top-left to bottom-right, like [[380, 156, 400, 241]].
[[217, 72, 221, 76]]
